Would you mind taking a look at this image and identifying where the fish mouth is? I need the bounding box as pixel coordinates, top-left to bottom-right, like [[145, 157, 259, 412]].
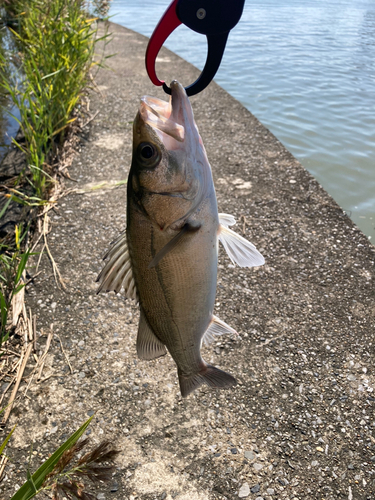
[[139, 80, 199, 148], [138, 81, 210, 225]]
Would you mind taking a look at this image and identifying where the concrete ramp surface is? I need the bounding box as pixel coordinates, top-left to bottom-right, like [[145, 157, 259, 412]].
[[2, 23, 374, 500]]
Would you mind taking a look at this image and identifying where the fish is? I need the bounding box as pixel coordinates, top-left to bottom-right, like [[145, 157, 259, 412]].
[[97, 80, 264, 397]]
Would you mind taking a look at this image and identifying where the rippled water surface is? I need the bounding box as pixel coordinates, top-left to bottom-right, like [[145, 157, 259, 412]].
[[110, 0, 375, 240]]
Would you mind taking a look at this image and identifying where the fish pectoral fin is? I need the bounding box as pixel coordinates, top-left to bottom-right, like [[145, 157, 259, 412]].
[[203, 315, 238, 346], [137, 309, 167, 360], [218, 213, 236, 227], [178, 365, 237, 398], [148, 221, 201, 269], [96, 232, 138, 300], [218, 223, 265, 268]]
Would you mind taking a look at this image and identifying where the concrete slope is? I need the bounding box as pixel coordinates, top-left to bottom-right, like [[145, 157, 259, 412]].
[[3, 23, 375, 500]]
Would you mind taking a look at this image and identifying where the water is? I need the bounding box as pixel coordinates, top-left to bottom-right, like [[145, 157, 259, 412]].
[[0, 23, 21, 164], [109, 0, 375, 240]]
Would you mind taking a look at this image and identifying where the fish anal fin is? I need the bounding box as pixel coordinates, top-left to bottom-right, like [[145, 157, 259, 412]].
[[137, 310, 167, 360], [218, 223, 265, 268], [203, 315, 238, 346], [178, 365, 237, 398]]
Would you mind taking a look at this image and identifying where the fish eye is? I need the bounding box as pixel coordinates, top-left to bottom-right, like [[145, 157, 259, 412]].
[[138, 142, 160, 168], [141, 144, 154, 159]]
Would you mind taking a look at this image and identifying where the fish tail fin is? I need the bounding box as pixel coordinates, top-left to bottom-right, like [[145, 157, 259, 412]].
[[178, 365, 237, 398]]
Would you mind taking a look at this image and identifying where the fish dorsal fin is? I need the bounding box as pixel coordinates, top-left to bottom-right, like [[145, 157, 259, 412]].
[[137, 309, 167, 360], [218, 217, 265, 268], [96, 232, 138, 300], [203, 315, 238, 346], [148, 221, 201, 269]]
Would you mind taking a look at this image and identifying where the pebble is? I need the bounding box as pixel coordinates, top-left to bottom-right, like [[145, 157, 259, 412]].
[[231, 448, 238, 454], [267, 489, 275, 495], [50, 426, 58, 434], [78, 340, 85, 347], [250, 484, 260, 494], [238, 482, 250, 498], [110, 482, 118, 492], [97, 494, 105, 500], [253, 463, 263, 471], [244, 450, 256, 460]]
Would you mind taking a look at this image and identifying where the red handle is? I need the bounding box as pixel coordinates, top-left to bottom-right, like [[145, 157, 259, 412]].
[[145, 0, 182, 86]]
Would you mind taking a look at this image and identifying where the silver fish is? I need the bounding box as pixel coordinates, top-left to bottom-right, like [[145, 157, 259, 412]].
[[97, 81, 264, 397]]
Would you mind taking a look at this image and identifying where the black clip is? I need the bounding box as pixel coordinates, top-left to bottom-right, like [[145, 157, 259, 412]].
[[146, 0, 246, 96]]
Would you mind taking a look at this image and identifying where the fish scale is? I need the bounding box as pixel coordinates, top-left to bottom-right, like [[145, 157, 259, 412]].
[[129, 210, 216, 375]]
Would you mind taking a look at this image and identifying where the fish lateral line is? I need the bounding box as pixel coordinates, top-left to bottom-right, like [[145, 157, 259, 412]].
[[148, 221, 201, 269]]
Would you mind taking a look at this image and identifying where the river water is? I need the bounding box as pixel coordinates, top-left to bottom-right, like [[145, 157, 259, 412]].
[[109, 0, 375, 241], [0, 21, 21, 164]]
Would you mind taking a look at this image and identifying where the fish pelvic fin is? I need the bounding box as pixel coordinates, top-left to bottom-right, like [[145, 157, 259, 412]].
[[137, 309, 167, 360], [178, 365, 237, 398], [96, 231, 138, 300], [218, 213, 265, 268]]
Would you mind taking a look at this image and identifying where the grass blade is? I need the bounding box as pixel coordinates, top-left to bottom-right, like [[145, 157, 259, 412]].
[[0, 196, 13, 219], [10, 415, 94, 500], [0, 424, 16, 456]]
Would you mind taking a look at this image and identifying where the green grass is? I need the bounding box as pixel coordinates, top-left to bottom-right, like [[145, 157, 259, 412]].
[[1, 0, 109, 198], [0, 0, 110, 367], [0, 413, 120, 500], [10, 416, 94, 500], [0, 224, 32, 348]]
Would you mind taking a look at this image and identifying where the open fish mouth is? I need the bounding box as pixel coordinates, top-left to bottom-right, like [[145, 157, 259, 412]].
[[139, 80, 200, 149], [140, 96, 185, 143]]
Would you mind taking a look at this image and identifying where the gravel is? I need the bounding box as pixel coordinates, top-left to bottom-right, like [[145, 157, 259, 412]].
[[1, 22, 374, 500], [238, 483, 250, 498]]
